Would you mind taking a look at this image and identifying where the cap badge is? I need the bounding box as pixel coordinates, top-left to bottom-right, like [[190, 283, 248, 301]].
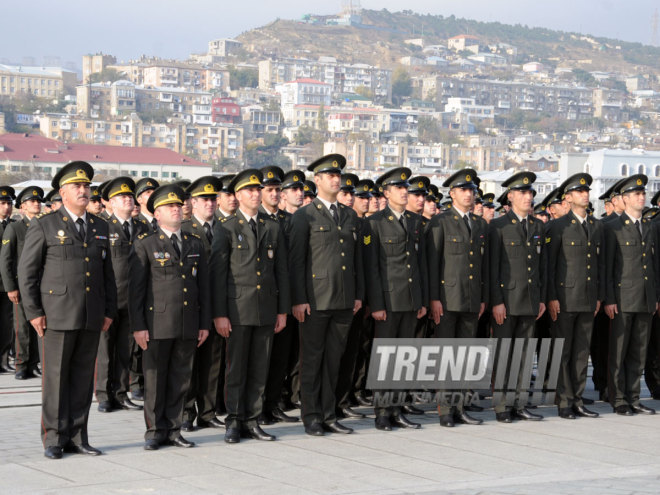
[[293, 175, 299, 182], [523, 177, 529, 185], [267, 171, 274, 179], [579, 178, 586, 185], [346, 179, 352, 186], [418, 181, 424, 188], [332, 161, 338, 167], [637, 178, 643, 186], [120, 183, 131, 193], [466, 175, 471, 182], [76, 169, 88, 179], [203, 183, 215, 193], [167, 192, 179, 201], [400, 172, 406, 180], [32, 190, 38, 195]]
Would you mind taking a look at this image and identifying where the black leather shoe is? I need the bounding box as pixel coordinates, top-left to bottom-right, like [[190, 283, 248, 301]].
[[573, 405, 599, 418], [97, 401, 114, 413], [144, 439, 159, 450], [615, 405, 633, 416], [599, 388, 609, 402], [119, 398, 143, 410], [496, 411, 512, 423], [70, 443, 102, 456], [258, 411, 276, 425], [402, 404, 425, 415], [582, 397, 595, 405], [271, 407, 299, 423], [558, 407, 576, 419], [170, 436, 195, 448], [181, 420, 195, 432], [392, 414, 421, 429], [15, 369, 35, 380], [340, 407, 365, 419], [225, 427, 241, 443], [514, 408, 543, 421], [631, 404, 656, 415], [455, 411, 483, 425], [0, 365, 9, 374], [44, 446, 62, 459], [304, 423, 325, 436], [278, 399, 300, 411], [652, 391, 660, 400], [375, 416, 392, 431], [464, 404, 484, 412], [246, 425, 275, 441], [197, 417, 224, 428], [32, 366, 42, 376], [439, 414, 455, 427], [323, 421, 353, 434], [131, 389, 144, 401], [356, 393, 373, 407]]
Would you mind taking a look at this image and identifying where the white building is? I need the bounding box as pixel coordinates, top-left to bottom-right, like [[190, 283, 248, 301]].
[[276, 79, 332, 107]]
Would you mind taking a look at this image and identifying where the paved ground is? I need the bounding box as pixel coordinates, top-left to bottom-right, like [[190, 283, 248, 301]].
[[1, 370, 660, 494]]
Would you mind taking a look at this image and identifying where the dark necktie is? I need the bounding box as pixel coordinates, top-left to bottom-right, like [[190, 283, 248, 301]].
[[463, 215, 471, 235], [76, 218, 86, 241], [581, 220, 589, 238], [270, 213, 277, 222], [1, 220, 6, 229], [203, 222, 213, 244], [151, 218, 158, 232], [635, 220, 642, 238], [398, 215, 406, 232], [171, 233, 181, 257], [330, 204, 339, 225], [521, 218, 527, 238], [249, 218, 257, 237], [122, 220, 131, 240]]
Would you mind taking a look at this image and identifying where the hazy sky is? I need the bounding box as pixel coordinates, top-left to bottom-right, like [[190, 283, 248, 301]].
[[1, 0, 657, 68]]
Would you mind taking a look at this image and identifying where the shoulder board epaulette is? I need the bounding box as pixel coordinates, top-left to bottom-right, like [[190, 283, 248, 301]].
[[137, 232, 149, 240], [220, 216, 229, 223], [189, 232, 200, 238]]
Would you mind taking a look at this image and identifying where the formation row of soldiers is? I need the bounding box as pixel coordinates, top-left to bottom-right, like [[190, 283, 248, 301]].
[[2, 154, 659, 460]]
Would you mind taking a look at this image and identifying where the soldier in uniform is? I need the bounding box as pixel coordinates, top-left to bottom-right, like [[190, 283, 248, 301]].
[[406, 176, 428, 215], [258, 167, 300, 424], [368, 184, 382, 216], [365, 167, 427, 431], [0, 186, 42, 379], [95, 178, 146, 413], [337, 173, 359, 209], [97, 181, 112, 220], [302, 180, 316, 206], [481, 193, 495, 224], [87, 185, 103, 216], [18, 161, 117, 459], [0, 185, 15, 373], [129, 184, 210, 450], [44, 189, 62, 212], [603, 175, 659, 415], [645, 190, 660, 399], [216, 175, 237, 220], [280, 170, 305, 215], [210, 169, 290, 443], [427, 169, 487, 427], [135, 178, 160, 232], [353, 179, 373, 219], [488, 172, 546, 423], [289, 154, 364, 436], [545, 173, 604, 419], [180, 176, 226, 431]]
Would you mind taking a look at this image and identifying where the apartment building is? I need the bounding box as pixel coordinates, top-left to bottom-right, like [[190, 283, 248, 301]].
[[0, 65, 77, 98]]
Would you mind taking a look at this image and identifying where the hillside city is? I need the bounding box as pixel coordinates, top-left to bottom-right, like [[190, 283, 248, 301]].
[[1, 6, 660, 214]]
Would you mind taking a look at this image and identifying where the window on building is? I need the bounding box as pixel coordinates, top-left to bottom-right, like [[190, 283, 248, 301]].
[[655, 165, 660, 177], [620, 163, 629, 176], [141, 171, 149, 177], [162, 172, 170, 178], [637, 164, 646, 175], [151, 172, 158, 178]]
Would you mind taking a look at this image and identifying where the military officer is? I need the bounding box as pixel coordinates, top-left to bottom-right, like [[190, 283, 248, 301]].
[[97, 181, 112, 220], [18, 161, 117, 459], [545, 173, 604, 419], [302, 180, 316, 206], [289, 154, 364, 436], [44, 189, 62, 212], [353, 179, 373, 219], [258, 167, 300, 424], [181, 176, 226, 431], [135, 178, 160, 232], [406, 176, 429, 215], [0, 186, 42, 379], [129, 184, 210, 450], [645, 190, 660, 399], [423, 184, 440, 220], [365, 167, 427, 431], [544, 188, 569, 220], [0, 185, 15, 373], [280, 170, 305, 215], [488, 171, 546, 422], [87, 185, 104, 216], [603, 175, 659, 415], [482, 193, 496, 224], [216, 175, 237, 220], [337, 173, 359, 209], [210, 169, 290, 443], [427, 169, 487, 427], [95, 178, 146, 413]]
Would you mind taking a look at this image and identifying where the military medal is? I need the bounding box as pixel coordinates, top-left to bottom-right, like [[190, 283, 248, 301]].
[[192, 266, 197, 277], [268, 249, 274, 259], [102, 249, 107, 260], [238, 234, 243, 242], [56, 230, 67, 244]]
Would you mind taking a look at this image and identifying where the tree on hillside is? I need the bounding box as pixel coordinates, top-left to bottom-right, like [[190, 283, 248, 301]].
[[228, 66, 258, 89], [392, 67, 412, 106], [88, 68, 124, 83]]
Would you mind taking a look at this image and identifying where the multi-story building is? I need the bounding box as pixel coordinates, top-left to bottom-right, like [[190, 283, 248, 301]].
[[242, 106, 280, 138], [0, 65, 77, 98], [259, 58, 392, 103], [276, 79, 332, 107], [207, 39, 242, 58], [211, 97, 241, 124], [77, 81, 136, 118], [445, 97, 495, 123], [82, 53, 117, 83], [0, 132, 210, 181]]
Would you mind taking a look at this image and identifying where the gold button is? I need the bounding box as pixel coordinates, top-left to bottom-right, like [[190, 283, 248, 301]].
[[341, 266, 346, 270], [337, 226, 342, 231], [257, 257, 260, 261], [527, 242, 530, 246], [257, 285, 261, 289], [183, 288, 187, 292], [587, 254, 591, 258], [184, 301, 188, 306], [528, 279, 532, 284], [500, 283, 504, 288], [49, 290, 53, 294], [469, 264, 473, 268], [527, 267, 531, 271], [86, 287, 90, 292], [642, 242, 645, 246], [587, 277, 591, 281], [83, 243, 87, 248], [340, 239, 343, 243], [180, 262, 183, 267], [645, 277, 648, 281], [407, 264, 411, 269], [86, 272, 90, 277], [408, 278, 413, 283], [643, 253, 646, 257], [571, 242, 575, 246], [469, 275, 473, 280], [341, 252, 345, 257], [587, 242, 591, 246], [470, 240, 473, 244], [644, 265, 647, 269], [149, 307, 153, 311], [469, 251, 473, 256], [312, 274, 316, 278], [528, 255, 531, 259], [587, 265, 591, 270], [85, 257, 89, 262], [257, 271, 261, 276], [182, 275, 186, 279], [238, 245, 242, 248], [406, 251, 410, 256]]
